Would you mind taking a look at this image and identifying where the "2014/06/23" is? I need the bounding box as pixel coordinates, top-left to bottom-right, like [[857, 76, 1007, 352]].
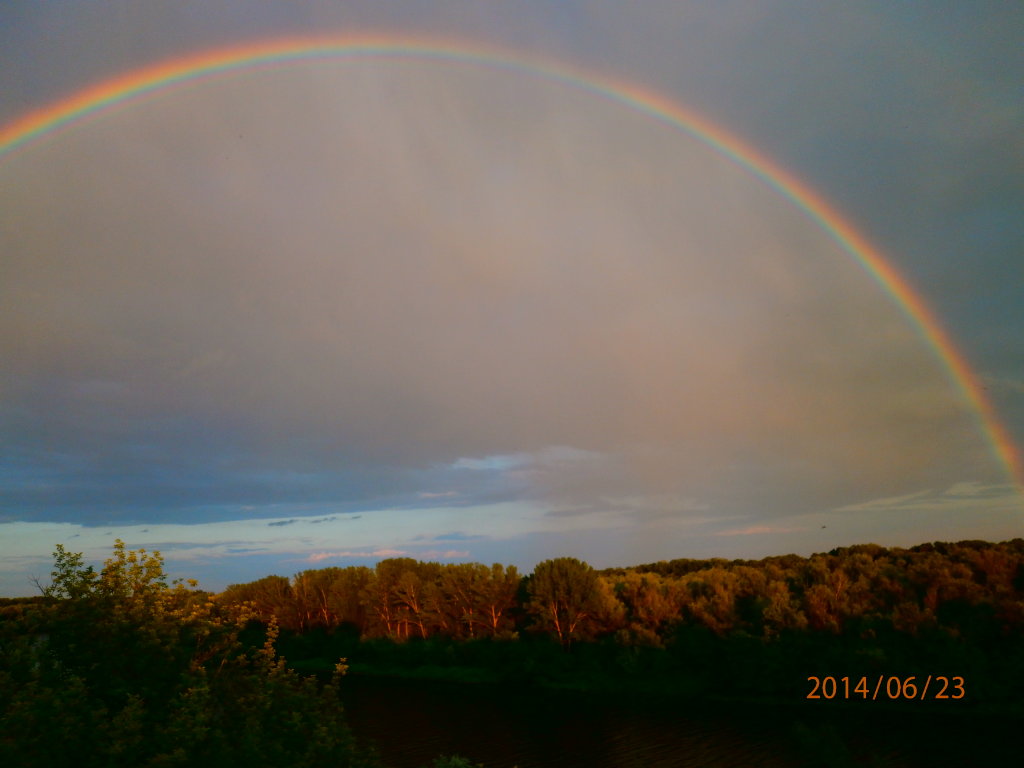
[[806, 675, 965, 700]]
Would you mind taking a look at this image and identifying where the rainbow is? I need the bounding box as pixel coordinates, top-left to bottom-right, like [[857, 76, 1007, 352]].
[[1, 34, 1020, 494]]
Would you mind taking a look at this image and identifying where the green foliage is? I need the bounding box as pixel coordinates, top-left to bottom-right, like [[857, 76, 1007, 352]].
[[43, 543, 97, 600], [423, 757, 487, 768], [17, 538, 1017, 763], [0, 541, 379, 768]]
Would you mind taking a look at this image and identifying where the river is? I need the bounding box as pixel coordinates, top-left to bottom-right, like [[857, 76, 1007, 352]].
[[336, 675, 1015, 767]]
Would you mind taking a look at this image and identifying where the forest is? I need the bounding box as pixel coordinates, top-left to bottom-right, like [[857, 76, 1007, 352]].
[[216, 540, 1024, 706], [218, 540, 1024, 644], [1, 538, 1022, 766]]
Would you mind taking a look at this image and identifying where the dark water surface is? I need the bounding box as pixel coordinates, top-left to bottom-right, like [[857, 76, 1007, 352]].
[[337, 676, 1016, 767]]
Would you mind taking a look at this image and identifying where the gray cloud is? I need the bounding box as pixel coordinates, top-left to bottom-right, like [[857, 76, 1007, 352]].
[[268, 515, 338, 527], [0, 55, 1000, 532]]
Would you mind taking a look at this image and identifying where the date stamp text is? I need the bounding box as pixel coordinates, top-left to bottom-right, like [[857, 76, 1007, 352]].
[[806, 675, 965, 701]]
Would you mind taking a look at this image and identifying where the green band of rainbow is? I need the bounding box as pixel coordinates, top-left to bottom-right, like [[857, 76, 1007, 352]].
[[2, 34, 1020, 495]]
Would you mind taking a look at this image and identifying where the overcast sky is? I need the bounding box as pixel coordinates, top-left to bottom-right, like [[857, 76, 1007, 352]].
[[1, 1, 1021, 595]]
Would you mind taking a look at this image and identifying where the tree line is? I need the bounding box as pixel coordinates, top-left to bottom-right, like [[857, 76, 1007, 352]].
[[217, 539, 1024, 648]]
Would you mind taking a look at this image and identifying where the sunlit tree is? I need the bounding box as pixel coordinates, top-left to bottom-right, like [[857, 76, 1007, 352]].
[[527, 557, 610, 647]]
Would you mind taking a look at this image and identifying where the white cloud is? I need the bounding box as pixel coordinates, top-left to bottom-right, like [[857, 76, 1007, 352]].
[[417, 549, 470, 560], [307, 549, 408, 563]]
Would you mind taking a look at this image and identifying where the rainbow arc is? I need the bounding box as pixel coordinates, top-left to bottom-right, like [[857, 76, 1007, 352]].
[[1, 34, 1019, 494]]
